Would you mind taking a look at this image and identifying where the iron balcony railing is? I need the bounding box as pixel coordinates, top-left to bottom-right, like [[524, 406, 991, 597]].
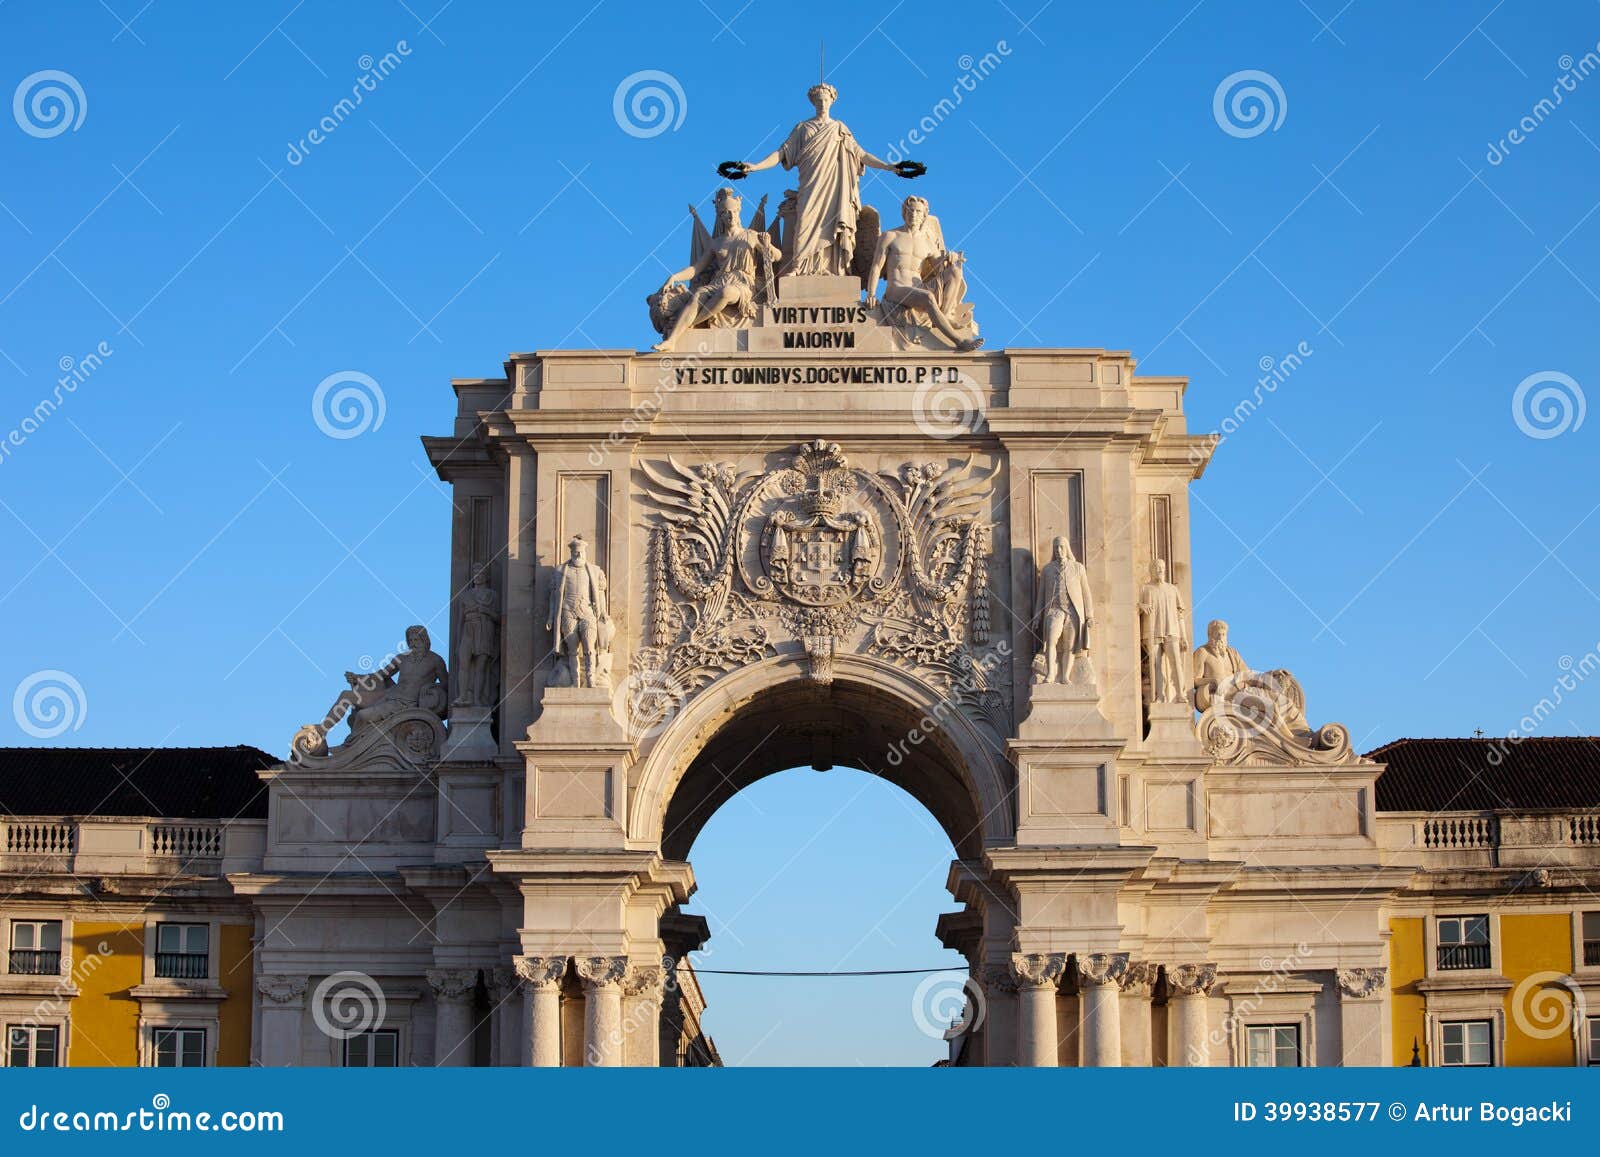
[[1437, 942, 1492, 971], [154, 952, 208, 980], [8, 949, 60, 975]]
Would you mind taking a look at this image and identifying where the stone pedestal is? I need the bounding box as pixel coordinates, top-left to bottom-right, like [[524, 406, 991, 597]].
[[775, 274, 861, 306], [519, 689, 631, 850], [441, 704, 497, 760], [1018, 680, 1114, 740], [1144, 700, 1200, 751]]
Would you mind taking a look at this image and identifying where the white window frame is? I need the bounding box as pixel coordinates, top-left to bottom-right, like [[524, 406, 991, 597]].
[[1227, 982, 1320, 1068], [343, 1028, 401, 1067], [142, 917, 218, 984], [1424, 912, 1501, 977], [150, 1025, 207, 1068], [317, 983, 417, 1066], [1574, 910, 1600, 977], [1587, 1017, 1600, 1066], [5, 1022, 62, 1067], [1437, 1018, 1495, 1067], [0, 913, 72, 978], [1244, 1023, 1302, 1068]]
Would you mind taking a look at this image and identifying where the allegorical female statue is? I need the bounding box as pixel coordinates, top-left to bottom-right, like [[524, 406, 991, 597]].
[[454, 570, 500, 707], [721, 83, 921, 276]]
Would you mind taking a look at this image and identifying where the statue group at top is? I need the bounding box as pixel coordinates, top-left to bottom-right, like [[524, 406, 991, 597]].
[[649, 83, 982, 352]]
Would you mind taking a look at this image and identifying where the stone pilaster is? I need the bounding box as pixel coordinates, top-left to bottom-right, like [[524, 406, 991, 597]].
[[256, 975, 307, 1066], [1117, 960, 1158, 1067], [1011, 952, 1068, 1067], [575, 955, 629, 1066], [486, 965, 522, 1066], [1075, 952, 1128, 1067], [513, 955, 568, 1067], [1166, 962, 1218, 1067], [426, 968, 479, 1067], [1336, 967, 1388, 1066], [622, 962, 666, 1067]]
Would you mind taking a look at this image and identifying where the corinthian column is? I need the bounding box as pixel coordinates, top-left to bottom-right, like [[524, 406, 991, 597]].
[[513, 955, 568, 1067], [1011, 953, 1068, 1067], [1166, 963, 1218, 1067], [1118, 961, 1158, 1067], [426, 968, 479, 1066], [1075, 953, 1128, 1067], [575, 956, 629, 1066]]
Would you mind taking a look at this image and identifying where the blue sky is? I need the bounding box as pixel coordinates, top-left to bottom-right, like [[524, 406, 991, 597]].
[[3, 0, 1599, 1064]]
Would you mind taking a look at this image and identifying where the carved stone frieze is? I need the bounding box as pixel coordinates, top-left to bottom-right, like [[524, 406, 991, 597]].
[[636, 440, 1005, 731]]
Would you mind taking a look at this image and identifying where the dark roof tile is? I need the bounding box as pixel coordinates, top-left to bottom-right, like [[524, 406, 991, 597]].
[[0, 746, 275, 820], [1367, 737, 1600, 812]]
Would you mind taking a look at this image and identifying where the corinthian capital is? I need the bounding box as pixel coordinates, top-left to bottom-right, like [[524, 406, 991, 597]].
[[1165, 962, 1218, 996], [425, 968, 477, 1002], [1075, 952, 1130, 988], [574, 955, 629, 990], [1118, 960, 1159, 995], [1336, 967, 1387, 999], [512, 955, 569, 991], [1010, 952, 1069, 990], [623, 964, 665, 998]]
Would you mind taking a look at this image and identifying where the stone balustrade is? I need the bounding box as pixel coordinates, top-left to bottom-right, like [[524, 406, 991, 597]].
[[0, 816, 266, 876], [1377, 810, 1600, 868]]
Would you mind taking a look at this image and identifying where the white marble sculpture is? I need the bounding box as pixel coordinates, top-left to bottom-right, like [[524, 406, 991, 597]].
[[865, 196, 982, 351], [1032, 536, 1092, 685], [720, 83, 921, 276], [454, 570, 500, 707], [292, 625, 448, 761], [548, 535, 613, 690], [651, 187, 781, 351], [1140, 560, 1188, 703], [1192, 617, 1249, 711]]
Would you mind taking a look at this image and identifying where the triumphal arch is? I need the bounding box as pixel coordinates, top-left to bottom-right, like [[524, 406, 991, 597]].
[[237, 84, 1401, 1067]]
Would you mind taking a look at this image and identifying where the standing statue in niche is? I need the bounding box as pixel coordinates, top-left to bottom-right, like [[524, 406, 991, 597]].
[[865, 196, 983, 351], [717, 83, 923, 276], [1192, 618, 1250, 711], [1140, 560, 1189, 704], [453, 570, 501, 707], [1032, 536, 1093, 685], [547, 535, 614, 690]]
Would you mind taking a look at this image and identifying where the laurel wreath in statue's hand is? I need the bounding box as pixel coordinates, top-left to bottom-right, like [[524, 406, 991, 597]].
[[717, 161, 750, 180], [893, 160, 927, 179]]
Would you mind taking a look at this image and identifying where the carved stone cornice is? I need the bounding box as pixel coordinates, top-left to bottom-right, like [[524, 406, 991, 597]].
[[425, 967, 477, 1002], [1166, 962, 1218, 997], [623, 964, 665, 998], [574, 955, 629, 991], [512, 955, 569, 992], [257, 975, 307, 1005], [1010, 952, 1069, 990], [1075, 952, 1130, 988], [1336, 967, 1387, 1000], [1118, 960, 1159, 996]]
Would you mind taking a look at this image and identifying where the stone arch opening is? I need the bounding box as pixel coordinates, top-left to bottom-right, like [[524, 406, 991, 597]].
[[631, 657, 1013, 861]]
